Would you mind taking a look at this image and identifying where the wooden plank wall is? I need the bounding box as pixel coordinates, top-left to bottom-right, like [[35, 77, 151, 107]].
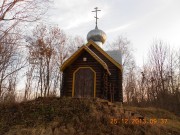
[[88, 45, 123, 102], [62, 50, 105, 98]]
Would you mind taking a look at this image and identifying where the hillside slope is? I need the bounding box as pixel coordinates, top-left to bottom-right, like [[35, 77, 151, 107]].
[[0, 97, 179, 135]]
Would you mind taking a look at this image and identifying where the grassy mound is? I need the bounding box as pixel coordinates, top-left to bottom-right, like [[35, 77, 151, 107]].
[[0, 97, 179, 135]]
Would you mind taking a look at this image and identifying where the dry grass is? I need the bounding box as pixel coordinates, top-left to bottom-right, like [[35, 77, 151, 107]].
[[120, 104, 180, 134], [0, 97, 179, 135]]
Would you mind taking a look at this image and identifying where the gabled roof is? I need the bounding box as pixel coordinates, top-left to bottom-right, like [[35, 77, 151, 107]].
[[87, 40, 123, 71], [106, 50, 122, 65], [60, 45, 111, 75]]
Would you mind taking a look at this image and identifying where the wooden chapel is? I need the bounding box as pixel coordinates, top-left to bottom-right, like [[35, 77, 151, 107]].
[[60, 7, 123, 102]]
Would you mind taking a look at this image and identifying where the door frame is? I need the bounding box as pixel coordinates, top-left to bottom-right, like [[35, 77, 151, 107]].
[[72, 67, 96, 98]]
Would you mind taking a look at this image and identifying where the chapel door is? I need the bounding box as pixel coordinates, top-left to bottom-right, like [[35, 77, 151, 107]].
[[74, 68, 94, 98]]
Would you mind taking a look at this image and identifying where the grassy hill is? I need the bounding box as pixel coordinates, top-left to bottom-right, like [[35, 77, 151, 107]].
[[0, 97, 179, 135]]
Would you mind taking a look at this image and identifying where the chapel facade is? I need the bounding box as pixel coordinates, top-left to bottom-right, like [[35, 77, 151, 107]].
[[60, 8, 123, 102]]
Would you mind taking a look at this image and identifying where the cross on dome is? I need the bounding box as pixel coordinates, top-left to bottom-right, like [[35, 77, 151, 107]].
[[92, 7, 101, 29], [87, 7, 107, 45]]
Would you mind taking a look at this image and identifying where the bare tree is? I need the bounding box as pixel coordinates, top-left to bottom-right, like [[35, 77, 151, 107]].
[[109, 36, 135, 72], [0, 0, 51, 40], [133, 40, 180, 114], [149, 40, 168, 93], [0, 0, 51, 102], [107, 35, 135, 102], [0, 31, 26, 101], [26, 24, 84, 98]]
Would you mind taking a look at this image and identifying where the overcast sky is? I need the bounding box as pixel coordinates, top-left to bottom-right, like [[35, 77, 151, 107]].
[[46, 0, 180, 66]]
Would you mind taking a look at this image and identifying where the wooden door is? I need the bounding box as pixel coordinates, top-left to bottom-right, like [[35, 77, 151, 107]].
[[74, 68, 95, 98]]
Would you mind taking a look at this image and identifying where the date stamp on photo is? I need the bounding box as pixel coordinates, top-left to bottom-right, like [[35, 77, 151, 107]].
[[110, 118, 168, 125]]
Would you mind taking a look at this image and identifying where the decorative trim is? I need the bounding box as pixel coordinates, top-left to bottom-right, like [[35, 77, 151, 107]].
[[60, 45, 111, 75], [72, 67, 96, 98], [60, 45, 84, 71]]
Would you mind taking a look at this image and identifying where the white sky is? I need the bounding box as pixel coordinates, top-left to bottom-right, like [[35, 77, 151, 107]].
[[45, 0, 180, 66]]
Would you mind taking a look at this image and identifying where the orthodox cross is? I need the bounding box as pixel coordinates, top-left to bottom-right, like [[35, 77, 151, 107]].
[[92, 7, 101, 29]]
